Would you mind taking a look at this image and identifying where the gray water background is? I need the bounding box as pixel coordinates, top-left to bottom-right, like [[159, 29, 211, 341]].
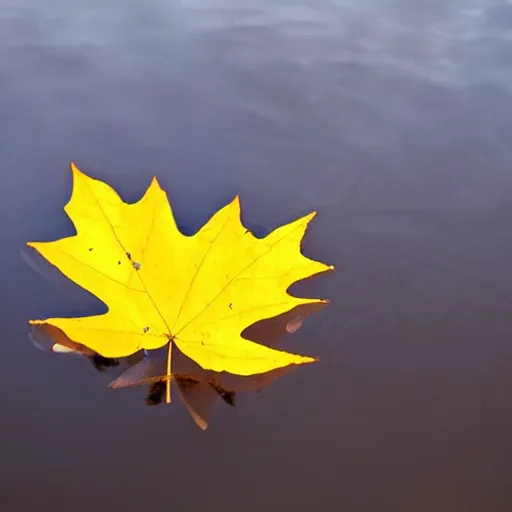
[[2, 0, 512, 510]]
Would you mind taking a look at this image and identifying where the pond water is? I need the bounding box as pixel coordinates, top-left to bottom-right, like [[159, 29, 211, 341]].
[[2, 0, 512, 510]]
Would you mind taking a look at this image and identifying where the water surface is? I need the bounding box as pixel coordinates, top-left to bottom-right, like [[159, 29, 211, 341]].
[[1, 1, 512, 510]]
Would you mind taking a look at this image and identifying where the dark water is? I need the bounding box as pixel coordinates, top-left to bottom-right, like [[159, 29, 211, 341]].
[[2, 0, 512, 510]]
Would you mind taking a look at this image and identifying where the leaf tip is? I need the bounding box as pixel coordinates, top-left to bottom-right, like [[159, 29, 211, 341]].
[[295, 210, 318, 231], [69, 161, 80, 175], [68, 162, 88, 194], [150, 176, 162, 189], [305, 210, 317, 222], [225, 194, 242, 218]]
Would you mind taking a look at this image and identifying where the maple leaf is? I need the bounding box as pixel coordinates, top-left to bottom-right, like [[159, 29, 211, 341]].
[[28, 163, 333, 379]]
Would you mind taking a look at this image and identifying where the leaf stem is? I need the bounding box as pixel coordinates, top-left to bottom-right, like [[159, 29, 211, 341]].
[[165, 341, 172, 403]]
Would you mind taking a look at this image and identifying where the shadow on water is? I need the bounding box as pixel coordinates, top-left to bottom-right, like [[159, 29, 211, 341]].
[[2, 0, 512, 510]]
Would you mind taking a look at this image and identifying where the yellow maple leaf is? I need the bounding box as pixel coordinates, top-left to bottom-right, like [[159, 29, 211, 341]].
[[28, 163, 334, 377]]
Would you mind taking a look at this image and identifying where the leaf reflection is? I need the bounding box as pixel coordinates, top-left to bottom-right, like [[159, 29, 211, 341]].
[[28, 302, 324, 429]]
